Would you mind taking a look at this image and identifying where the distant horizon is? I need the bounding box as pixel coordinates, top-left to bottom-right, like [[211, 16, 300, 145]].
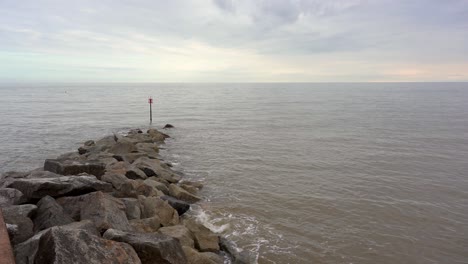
[[1, 0, 468, 82]]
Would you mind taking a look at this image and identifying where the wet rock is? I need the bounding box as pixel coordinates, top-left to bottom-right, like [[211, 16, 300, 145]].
[[103, 229, 187, 264], [219, 237, 255, 264], [180, 181, 204, 190], [183, 219, 219, 253], [108, 140, 138, 155], [6, 175, 112, 199], [0, 188, 25, 206], [182, 246, 223, 264], [158, 225, 194, 248], [138, 196, 179, 226], [33, 196, 73, 232], [169, 184, 201, 204], [179, 184, 199, 195], [80, 191, 131, 232], [134, 157, 181, 183], [130, 216, 161, 233], [126, 165, 148, 180], [84, 140, 95, 146], [2, 205, 35, 245], [147, 128, 170, 142], [144, 178, 170, 195], [160, 196, 190, 216], [135, 143, 160, 158], [44, 159, 106, 177], [163, 124, 174, 129], [33, 196, 74, 232], [121, 198, 141, 220], [33, 227, 141, 264]]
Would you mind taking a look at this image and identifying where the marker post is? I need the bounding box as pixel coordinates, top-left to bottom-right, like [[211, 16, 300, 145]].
[[148, 97, 153, 123]]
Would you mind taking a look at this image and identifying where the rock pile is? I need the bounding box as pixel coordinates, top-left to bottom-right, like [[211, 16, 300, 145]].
[[0, 128, 248, 264]]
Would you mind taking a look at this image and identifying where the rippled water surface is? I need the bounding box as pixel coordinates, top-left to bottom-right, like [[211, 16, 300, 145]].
[[1, 83, 467, 264]]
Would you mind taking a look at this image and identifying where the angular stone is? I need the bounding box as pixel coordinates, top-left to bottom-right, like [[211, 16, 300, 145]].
[[6, 175, 112, 199], [159, 225, 194, 248], [130, 216, 161, 233], [219, 237, 255, 264], [0, 188, 25, 206], [183, 219, 219, 253], [147, 128, 170, 142], [135, 143, 159, 158], [179, 184, 199, 195], [163, 124, 174, 129], [33, 227, 141, 264], [55, 195, 87, 221], [160, 196, 190, 216], [108, 141, 138, 155], [14, 220, 101, 264], [144, 178, 170, 195], [44, 159, 106, 177], [182, 246, 223, 264], [121, 198, 141, 220], [2, 204, 37, 218], [2, 205, 35, 245], [138, 196, 179, 226], [33, 196, 74, 232], [80, 191, 131, 232], [133, 157, 181, 183], [103, 229, 187, 264], [169, 184, 201, 204], [102, 173, 129, 190], [126, 165, 148, 180], [84, 140, 95, 146]]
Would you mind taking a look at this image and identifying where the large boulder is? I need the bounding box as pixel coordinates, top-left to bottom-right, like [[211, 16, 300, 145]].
[[108, 140, 138, 155], [6, 175, 112, 200], [219, 237, 256, 264], [160, 196, 190, 216], [182, 246, 224, 264], [144, 178, 170, 195], [28, 227, 141, 264], [158, 225, 194, 248], [133, 157, 181, 183], [32, 196, 74, 232], [169, 184, 201, 204], [138, 196, 179, 226], [147, 128, 170, 142], [2, 205, 36, 245], [80, 191, 131, 232], [44, 159, 106, 177], [121, 198, 141, 220], [130, 216, 161, 233], [183, 219, 219, 253], [103, 229, 187, 264], [0, 188, 26, 206]]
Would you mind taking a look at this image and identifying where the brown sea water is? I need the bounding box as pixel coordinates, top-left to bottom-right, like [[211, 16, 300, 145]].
[[1, 83, 467, 263]]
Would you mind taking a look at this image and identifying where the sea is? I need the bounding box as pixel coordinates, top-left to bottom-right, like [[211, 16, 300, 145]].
[[0, 83, 467, 264]]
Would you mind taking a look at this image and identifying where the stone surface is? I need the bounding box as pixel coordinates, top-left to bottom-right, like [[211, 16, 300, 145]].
[[6, 175, 112, 199], [80, 191, 131, 232], [32, 227, 141, 264], [0, 188, 25, 206], [134, 157, 181, 183], [163, 124, 175, 129], [126, 165, 148, 180], [33, 196, 74, 232], [138, 196, 179, 226], [169, 184, 202, 204], [44, 159, 106, 177], [144, 178, 170, 195], [147, 128, 170, 142], [121, 198, 141, 220], [2, 204, 37, 218], [2, 205, 35, 245], [158, 225, 194, 248], [182, 246, 224, 264], [219, 237, 255, 264], [103, 229, 187, 264], [102, 173, 129, 190], [160, 196, 190, 216], [179, 184, 199, 195], [55, 195, 87, 221], [130, 216, 161, 233], [183, 219, 219, 253]]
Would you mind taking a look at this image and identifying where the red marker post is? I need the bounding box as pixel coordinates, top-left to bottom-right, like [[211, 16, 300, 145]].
[[148, 97, 153, 123]]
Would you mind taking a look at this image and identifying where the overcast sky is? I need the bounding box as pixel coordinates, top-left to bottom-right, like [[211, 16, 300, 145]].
[[1, 0, 468, 82]]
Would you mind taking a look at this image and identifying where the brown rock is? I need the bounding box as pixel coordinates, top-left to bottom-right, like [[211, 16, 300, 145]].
[[158, 225, 194, 248], [130, 217, 161, 233], [169, 184, 201, 204], [138, 196, 179, 226]]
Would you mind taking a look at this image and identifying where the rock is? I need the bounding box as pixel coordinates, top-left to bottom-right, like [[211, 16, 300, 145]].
[[138, 196, 179, 226], [32, 227, 141, 264], [180, 181, 204, 190], [179, 184, 199, 195], [134, 157, 181, 183], [2, 204, 37, 218], [121, 198, 141, 220], [126, 165, 148, 180], [147, 128, 170, 142], [6, 175, 112, 199], [33, 196, 74, 232], [0, 188, 25, 206], [135, 143, 160, 158], [136, 182, 163, 197], [80, 191, 131, 232], [144, 178, 170, 195], [14, 220, 101, 264], [78, 146, 90, 155], [160, 196, 190, 216], [102, 173, 129, 190], [183, 219, 219, 253], [103, 229, 187, 264], [182, 246, 223, 264], [6, 223, 18, 238], [108, 141, 138, 155], [2, 205, 35, 245], [169, 184, 201, 204], [158, 225, 194, 248], [163, 124, 174, 129], [219, 237, 255, 264], [44, 159, 106, 177], [84, 140, 95, 146], [55, 195, 87, 221], [130, 216, 161, 233]]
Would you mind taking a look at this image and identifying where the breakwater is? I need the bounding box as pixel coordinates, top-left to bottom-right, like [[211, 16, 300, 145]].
[[0, 127, 252, 264]]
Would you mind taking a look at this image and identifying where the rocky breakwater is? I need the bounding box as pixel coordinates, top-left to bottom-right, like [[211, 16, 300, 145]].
[[0, 128, 251, 264]]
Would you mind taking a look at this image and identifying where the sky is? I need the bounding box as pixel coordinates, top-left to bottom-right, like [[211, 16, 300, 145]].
[[1, 0, 468, 82]]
